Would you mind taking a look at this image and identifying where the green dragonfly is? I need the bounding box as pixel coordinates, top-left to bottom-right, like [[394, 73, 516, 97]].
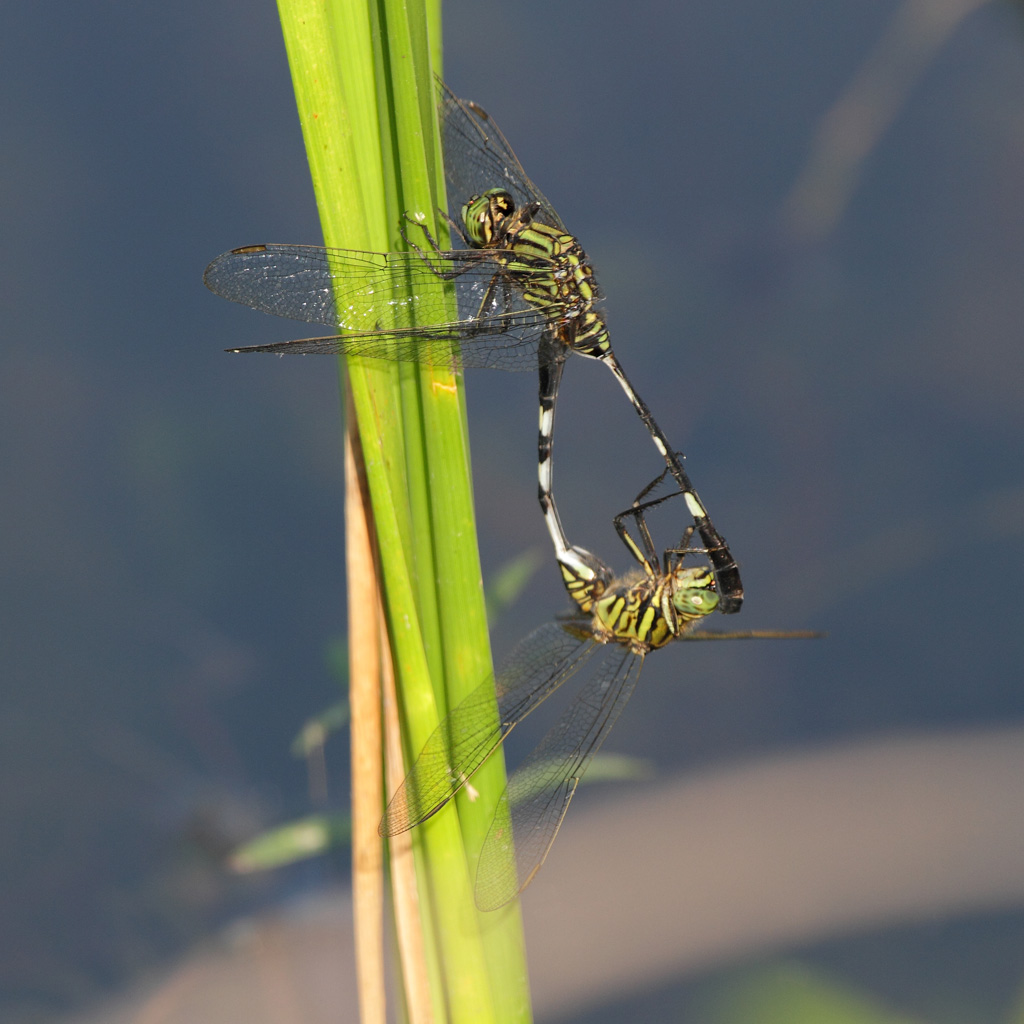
[[204, 80, 744, 613], [380, 471, 814, 910]]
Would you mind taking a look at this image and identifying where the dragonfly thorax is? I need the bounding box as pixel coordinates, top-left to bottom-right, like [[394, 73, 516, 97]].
[[589, 559, 713, 652], [458, 187, 612, 360]]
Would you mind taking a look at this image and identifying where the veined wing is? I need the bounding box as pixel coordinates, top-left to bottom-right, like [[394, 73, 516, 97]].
[[380, 621, 599, 837], [474, 644, 644, 911], [204, 243, 563, 370], [439, 79, 565, 233]]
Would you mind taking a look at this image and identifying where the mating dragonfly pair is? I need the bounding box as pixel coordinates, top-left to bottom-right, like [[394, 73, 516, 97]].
[[205, 80, 807, 910]]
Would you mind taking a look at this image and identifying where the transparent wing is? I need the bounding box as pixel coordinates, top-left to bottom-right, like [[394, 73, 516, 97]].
[[474, 645, 644, 911], [380, 621, 599, 837], [439, 79, 565, 232], [204, 243, 562, 370]]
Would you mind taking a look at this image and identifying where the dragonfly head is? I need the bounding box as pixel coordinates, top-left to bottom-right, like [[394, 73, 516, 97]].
[[670, 565, 719, 622], [462, 189, 517, 248]]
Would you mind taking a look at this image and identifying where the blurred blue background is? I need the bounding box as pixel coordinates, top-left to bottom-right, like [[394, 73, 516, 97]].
[[3, 1, 1024, 1021]]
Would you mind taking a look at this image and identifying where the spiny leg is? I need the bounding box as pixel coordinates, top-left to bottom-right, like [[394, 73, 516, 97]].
[[401, 213, 517, 328], [400, 211, 467, 262], [649, 467, 724, 579], [403, 207, 471, 250], [612, 466, 700, 576]]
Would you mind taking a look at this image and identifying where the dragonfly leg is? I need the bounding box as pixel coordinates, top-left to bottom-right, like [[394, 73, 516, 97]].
[[612, 467, 693, 574], [400, 214, 484, 283], [614, 463, 740, 581], [399, 214, 529, 347], [400, 209, 470, 254]]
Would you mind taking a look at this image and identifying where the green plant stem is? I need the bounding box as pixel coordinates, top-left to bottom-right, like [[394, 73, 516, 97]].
[[273, 1, 532, 1020]]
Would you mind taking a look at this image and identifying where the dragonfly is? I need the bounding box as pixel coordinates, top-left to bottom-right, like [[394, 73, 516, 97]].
[[379, 472, 816, 910], [203, 80, 744, 613]]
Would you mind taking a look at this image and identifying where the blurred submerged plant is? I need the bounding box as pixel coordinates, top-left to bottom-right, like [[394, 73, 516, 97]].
[[704, 964, 930, 1024]]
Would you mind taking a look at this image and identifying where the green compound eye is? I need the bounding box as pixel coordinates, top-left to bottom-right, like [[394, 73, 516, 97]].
[[461, 188, 516, 247], [673, 585, 720, 617], [670, 566, 718, 618]]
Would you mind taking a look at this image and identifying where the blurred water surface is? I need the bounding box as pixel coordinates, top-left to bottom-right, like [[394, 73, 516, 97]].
[[3, 1, 1024, 1020]]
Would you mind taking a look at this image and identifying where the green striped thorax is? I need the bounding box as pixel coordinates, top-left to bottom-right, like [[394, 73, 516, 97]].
[[592, 565, 719, 653], [460, 188, 610, 360]]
